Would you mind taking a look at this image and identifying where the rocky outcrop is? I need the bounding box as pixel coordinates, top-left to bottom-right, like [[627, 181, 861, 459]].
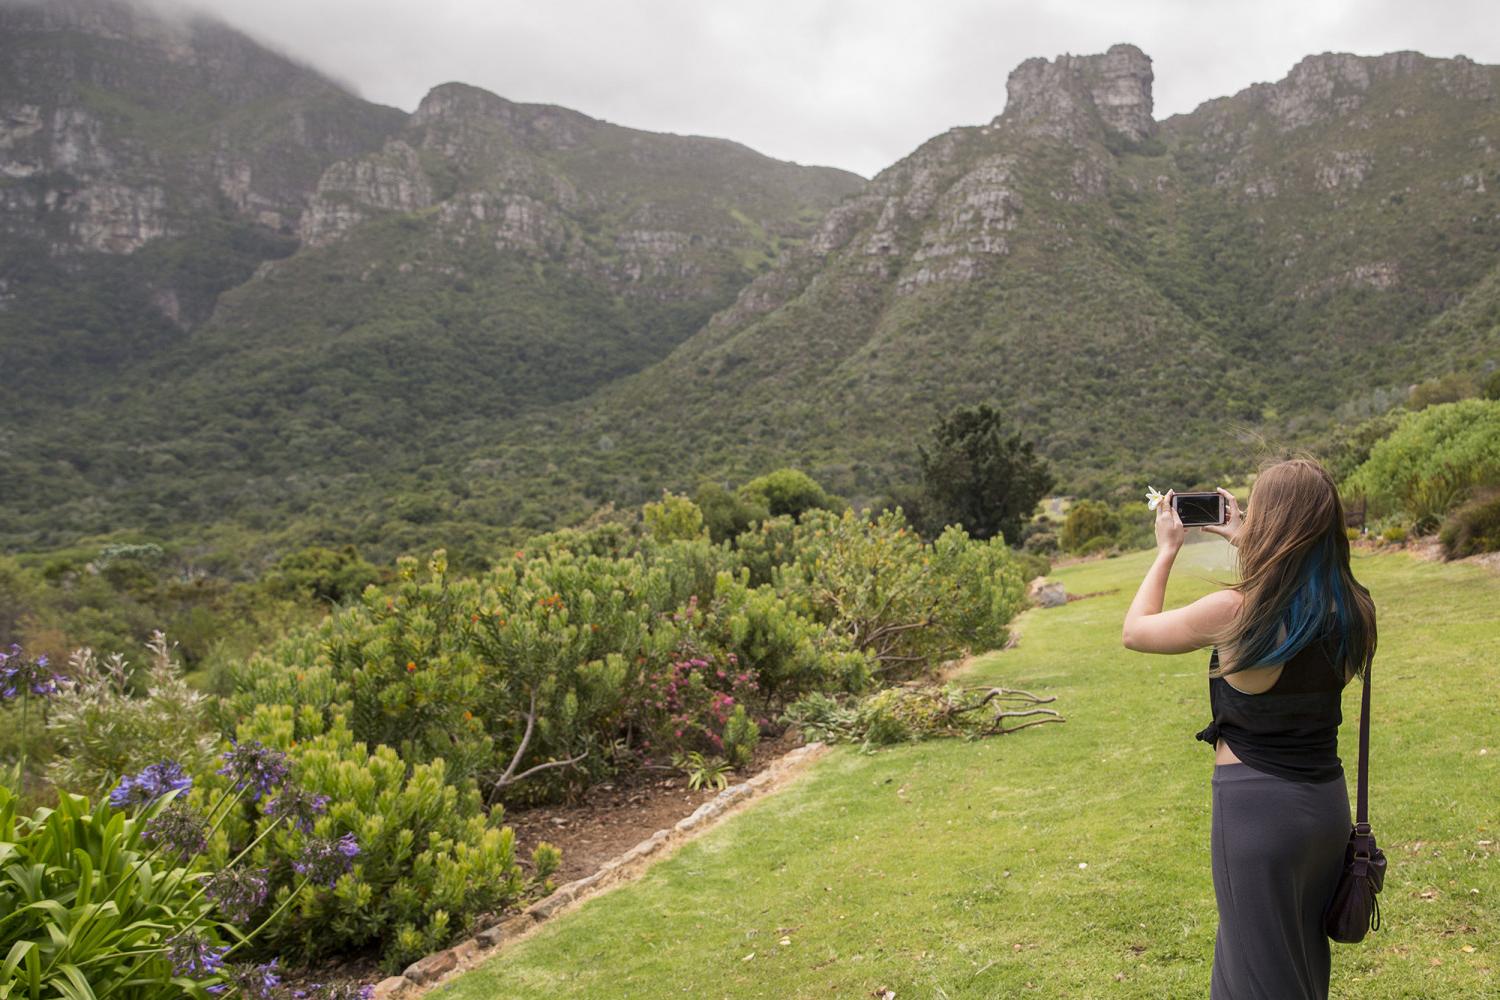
[[0, 0, 403, 262], [1002, 43, 1156, 142], [301, 141, 435, 246]]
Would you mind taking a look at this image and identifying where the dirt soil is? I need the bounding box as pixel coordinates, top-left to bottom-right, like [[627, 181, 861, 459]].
[[505, 727, 804, 885]]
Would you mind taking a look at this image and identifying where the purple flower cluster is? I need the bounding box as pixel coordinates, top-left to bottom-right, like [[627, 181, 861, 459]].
[[266, 786, 330, 834], [109, 761, 193, 810], [142, 801, 209, 857], [206, 866, 270, 924], [217, 740, 290, 801], [0, 644, 61, 700], [292, 833, 360, 888], [219, 961, 282, 1000], [167, 932, 228, 978]]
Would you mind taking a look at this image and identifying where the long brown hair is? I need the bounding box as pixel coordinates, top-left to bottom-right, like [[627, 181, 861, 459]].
[[1213, 457, 1377, 679]]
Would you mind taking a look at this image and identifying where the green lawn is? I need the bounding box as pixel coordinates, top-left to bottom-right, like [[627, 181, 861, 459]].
[[439, 543, 1498, 999]]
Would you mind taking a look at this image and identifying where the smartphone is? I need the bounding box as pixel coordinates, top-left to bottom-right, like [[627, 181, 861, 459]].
[[1172, 491, 1226, 527]]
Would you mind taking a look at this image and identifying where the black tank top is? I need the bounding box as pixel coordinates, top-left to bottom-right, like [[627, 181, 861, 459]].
[[1194, 637, 1350, 783]]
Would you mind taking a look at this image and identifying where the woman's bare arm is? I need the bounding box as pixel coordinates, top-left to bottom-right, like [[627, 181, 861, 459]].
[[1121, 489, 1242, 654]]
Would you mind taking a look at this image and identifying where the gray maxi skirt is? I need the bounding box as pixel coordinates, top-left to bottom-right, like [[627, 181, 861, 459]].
[[1210, 762, 1351, 1000]]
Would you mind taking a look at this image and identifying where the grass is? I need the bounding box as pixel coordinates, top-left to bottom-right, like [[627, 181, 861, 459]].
[[438, 542, 1498, 998]]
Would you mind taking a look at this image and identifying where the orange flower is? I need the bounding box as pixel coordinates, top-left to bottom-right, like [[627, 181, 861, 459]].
[[470, 614, 480, 623], [406, 661, 417, 673], [514, 550, 525, 560], [463, 711, 474, 721]]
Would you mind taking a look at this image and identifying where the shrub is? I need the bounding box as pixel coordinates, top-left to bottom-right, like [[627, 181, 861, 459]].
[[46, 632, 218, 798], [721, 704, 760, 768], [1078, 535, 1117, 557], [1012, 550, 1052, 583], [1439, 490, 1500, 559], [1484, 369, 1500, 401], [1059, 500, 1120, 553], [1343, 399, 1500, 530], [228, 710, 536, 971], [264, 545, 384, 604], [736, 468, 837, 520], [642, 491, 707, 542], [1380, 524, 1409, 545], [1408, 372, 1477, 410], [694, 480, 769, 544], [774, 509, 1026, 678]]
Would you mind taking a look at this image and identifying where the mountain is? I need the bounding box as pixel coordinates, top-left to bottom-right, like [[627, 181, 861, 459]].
[[450, 44, 1500, 518], [0, 0, 865, 555], [4, 17, 1499, 562]]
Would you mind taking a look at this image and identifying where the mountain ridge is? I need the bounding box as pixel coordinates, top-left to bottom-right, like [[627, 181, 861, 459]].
[[2, 5, 1497, 563]]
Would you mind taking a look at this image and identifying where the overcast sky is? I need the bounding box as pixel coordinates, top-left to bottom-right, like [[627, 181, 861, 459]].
[[168, 0, 1497, 178]]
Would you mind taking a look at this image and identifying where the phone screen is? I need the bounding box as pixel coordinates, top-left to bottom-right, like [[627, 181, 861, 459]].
[[1173, 493, 1223, 527]]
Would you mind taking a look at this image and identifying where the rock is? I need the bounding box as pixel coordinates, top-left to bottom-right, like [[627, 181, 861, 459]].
[[525, 887, 576, 920], [1027, 577, 1068, 608], [402, 949, 457, 985], [746, 771, 774, 789], [475, 923, 507, 948], [373, 976, 410, 998], [450, 938, 479, 963], [500, 914, 537, 936], [1003, 43, 1155, 142]]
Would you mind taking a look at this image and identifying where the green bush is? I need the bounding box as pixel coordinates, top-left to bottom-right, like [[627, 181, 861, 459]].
[[1343, 399, 1500, 530], [1381, 524, 1409, 545], [1059, 500, 1120, 553], [1483, 369, 1500, 401], [1078, 535, 1116, 557], [642, 491, 707, 543], [1439, 491, 1500, 559], [264, 545, 384, 605], [228, 709, 537, 971], [1408, 372, 1478, 410], [1012, 550, 1052, 583], [693, 480, 769, 544], [736, 468, 838, 520], [773, 509, 1026, 679]]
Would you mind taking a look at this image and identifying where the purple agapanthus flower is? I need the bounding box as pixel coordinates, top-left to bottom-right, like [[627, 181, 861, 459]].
[[142, 802, 208, 858], [109, 761, 193, 811], [265, 786, 330, 834], [221, 961, 283, 1000], [217, 740, 290, 801], [206, 866, 270, 925], [166, 931, 228, 979], [292, 833, 360, 888], [0, 646, 62, 700]]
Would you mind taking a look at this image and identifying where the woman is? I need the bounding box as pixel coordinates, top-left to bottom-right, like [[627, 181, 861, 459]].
[[1120, 458, 1377, 1000]]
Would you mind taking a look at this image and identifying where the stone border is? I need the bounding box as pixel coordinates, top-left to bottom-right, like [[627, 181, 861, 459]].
[[372, 741, 830, 998]]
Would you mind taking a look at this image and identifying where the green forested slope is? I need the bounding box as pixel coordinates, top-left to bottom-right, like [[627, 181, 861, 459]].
[[5, 25, 1500, 563]]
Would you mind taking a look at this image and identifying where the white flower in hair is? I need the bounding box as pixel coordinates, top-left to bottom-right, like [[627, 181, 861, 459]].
[[1145, 486, 1166, 511]]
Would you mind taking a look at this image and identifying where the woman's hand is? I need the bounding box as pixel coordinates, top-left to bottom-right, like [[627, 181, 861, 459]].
[[1155, 489, 1185, 553], [1203, 487, 1243, 546]]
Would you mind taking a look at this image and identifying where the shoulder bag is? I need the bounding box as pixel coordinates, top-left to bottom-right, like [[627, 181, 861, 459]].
[[1323, 658, 1387, 943]]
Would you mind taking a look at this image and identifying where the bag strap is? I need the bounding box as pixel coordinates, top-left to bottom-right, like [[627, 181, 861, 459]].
[[1354, 657, 1371, 826]]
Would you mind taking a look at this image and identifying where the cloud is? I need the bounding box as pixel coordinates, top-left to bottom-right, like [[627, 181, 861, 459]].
[[157, 0, 1498, 177]]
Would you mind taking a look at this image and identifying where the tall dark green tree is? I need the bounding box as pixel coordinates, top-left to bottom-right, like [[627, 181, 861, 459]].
[[917, 404, 1054, 543]]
